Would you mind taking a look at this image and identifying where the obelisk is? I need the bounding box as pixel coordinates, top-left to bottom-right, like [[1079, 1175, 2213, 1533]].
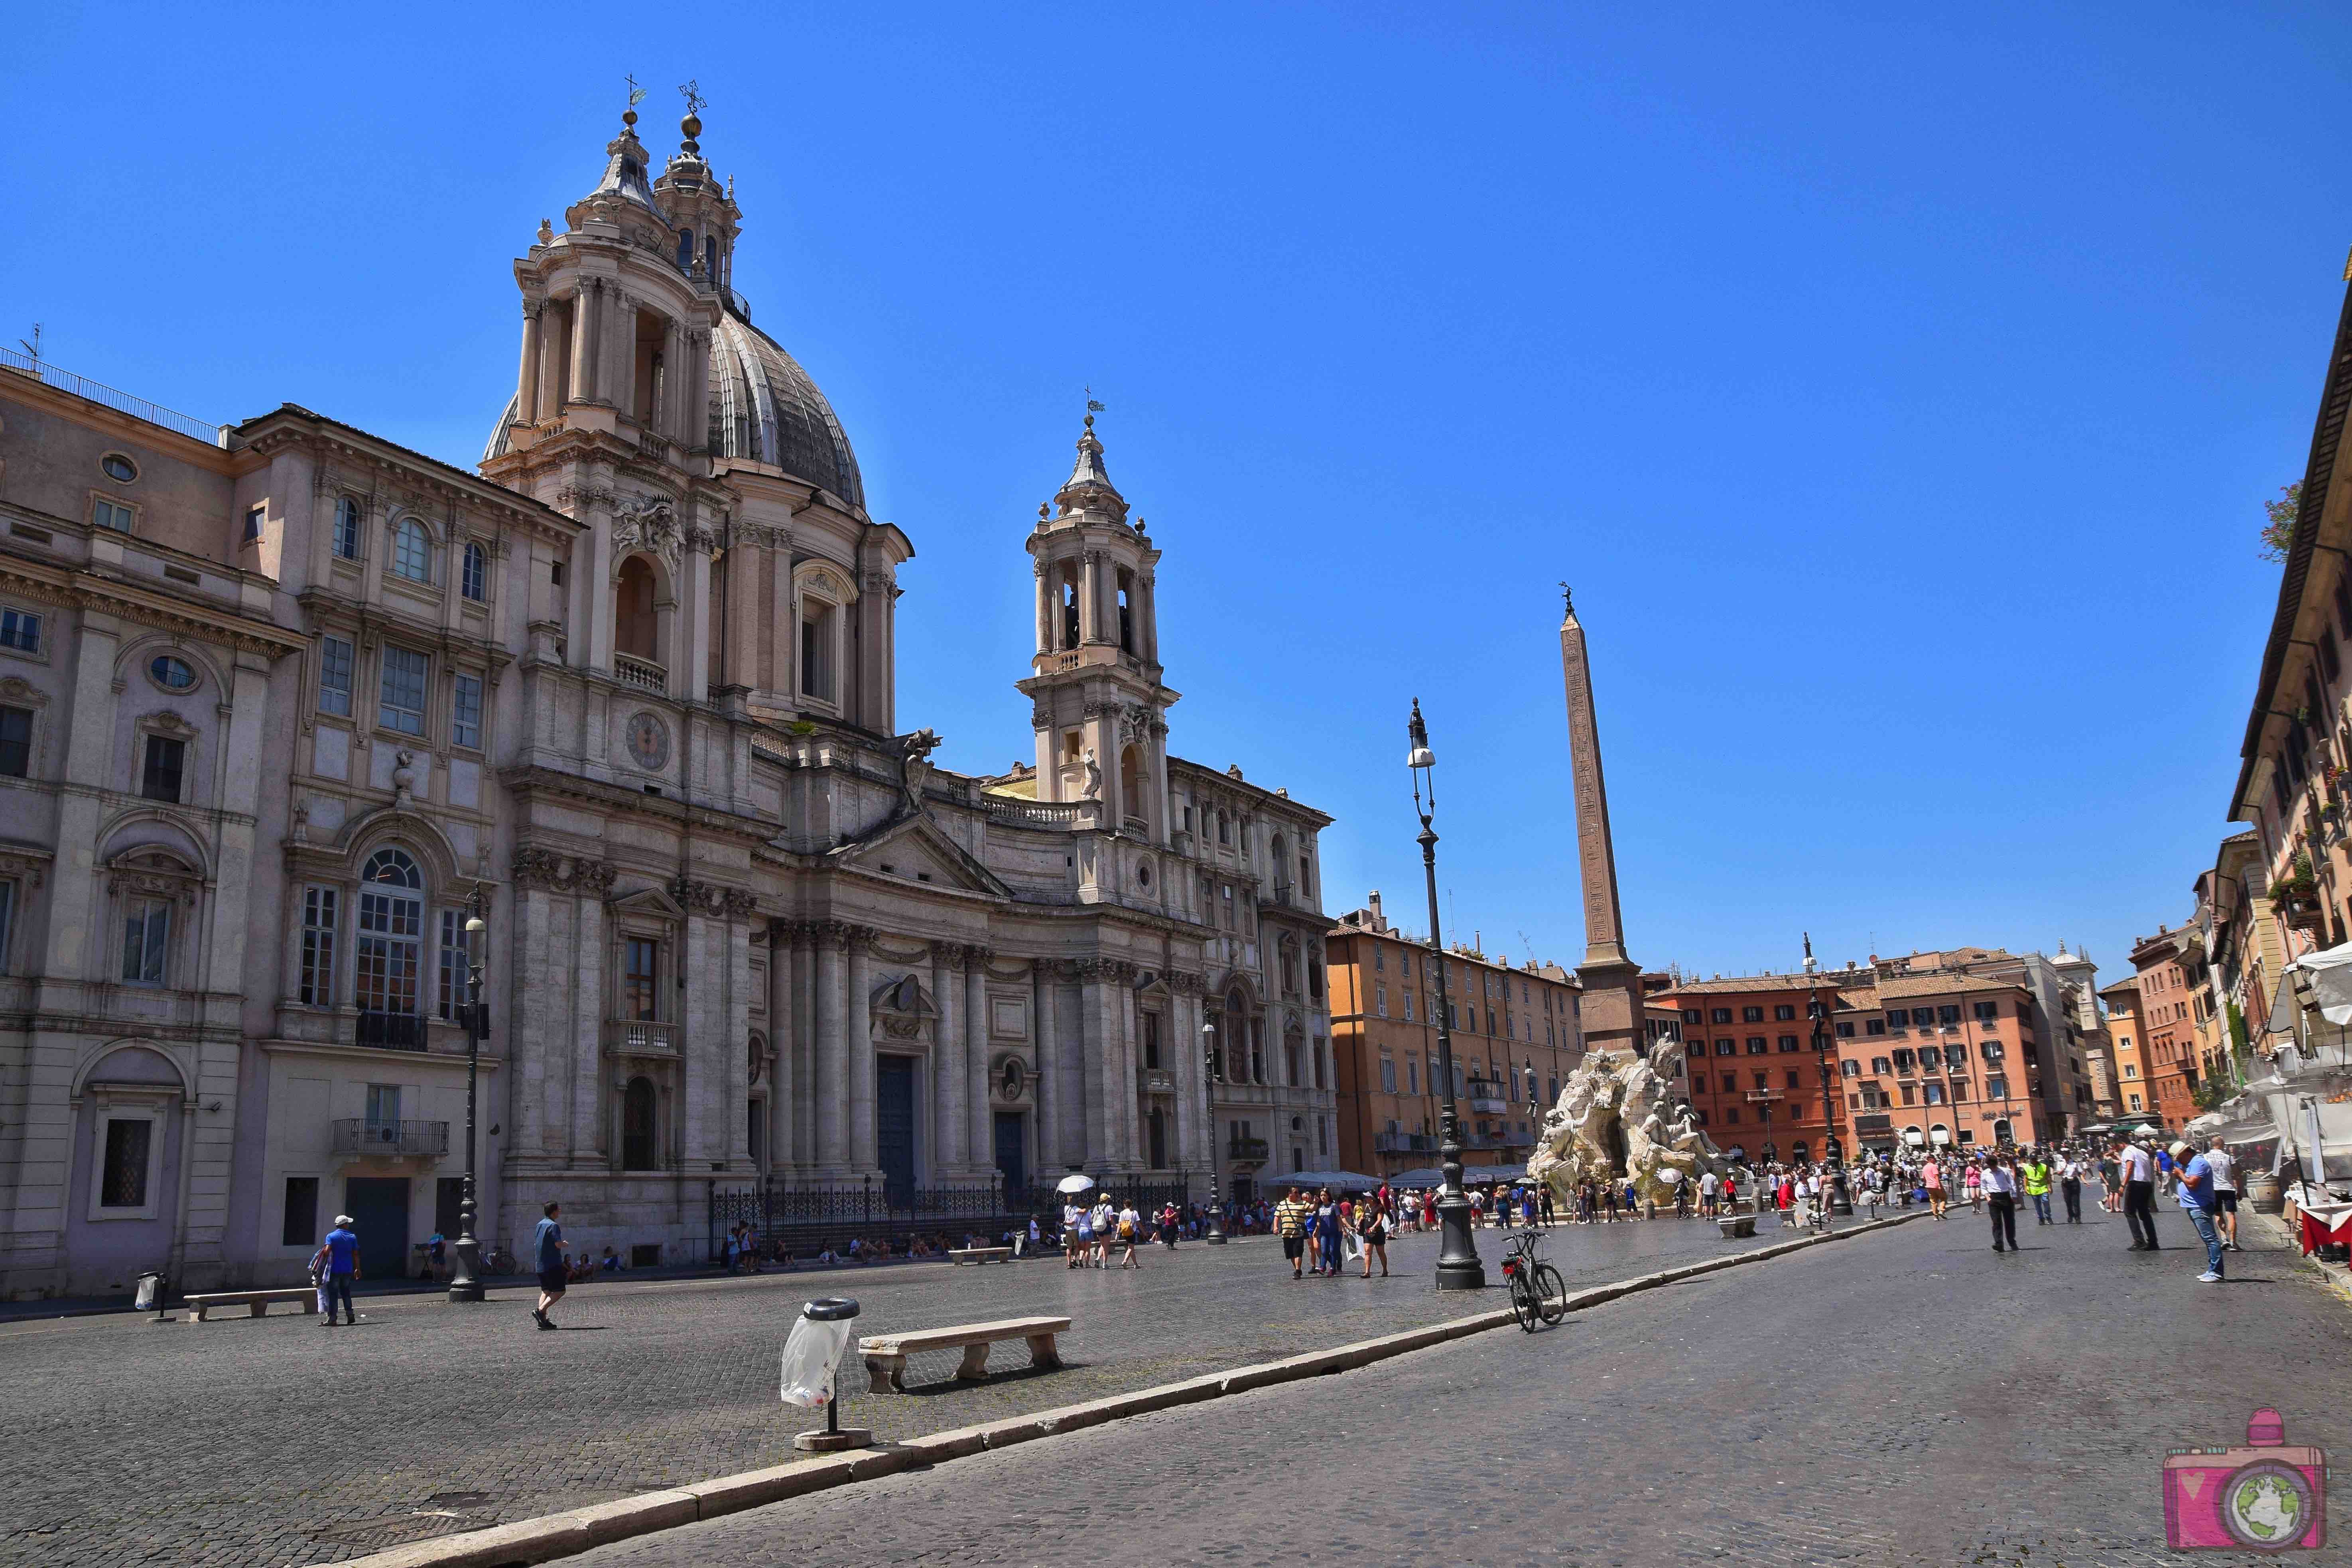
[[1559, 587, 1645, 1059]]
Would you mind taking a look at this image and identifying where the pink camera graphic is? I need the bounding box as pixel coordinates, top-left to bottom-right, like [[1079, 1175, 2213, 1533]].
[[2164, 1408, 2326, 1551]]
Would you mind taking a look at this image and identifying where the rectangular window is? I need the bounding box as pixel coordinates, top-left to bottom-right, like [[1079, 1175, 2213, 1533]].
[[1774, 1004, 1795, 1021], [1375, 983, 1387, 1018], [282, 1176, 320, 1246], [333, 496, 361, 559], [0, 879, 13, 974], [451, 672, 483, 750], [1724, 1106, 1739, 1124], [299, 886, 339, 1006], [800, 606, 833, 700], [1973, 1000, 1999, 1020], [1742, 1006, 1764, 1023], [437, 908, 467, 1021], [379, 645, 427, 735], [1923, 1082, 1946, 1105], [0, 607, 39, 652], [623, 937, 659, 1020], [1746, 1036, 1767, 1054], [461, 542, 486, 602], [1988, 1076, 2009, 1100], [93, 497, 134, 532], [0, 705, 30, 776], [319, 636, 354, 718], [1865, 1018, 1886, 1036], [1835, 1021, 1854, 1038], [100, 1119, 152, 1208], [365, 1083, 402, 1134], [244, 504, 266, 542], [1950, 1078, 1970, 1101], [1937, 1005, 1961, 1026], [1380, 1058, 1397, 1093], [1777, 1034, 1798, 1051], [122, 899, 169, 985], [1711, 1008, 1732, 1024], [141, 734, 185, 802], [1401, 989, 1414, 1022], [1407, 1059, 1419, 1095], [1886, 1009, 1908, 1028]]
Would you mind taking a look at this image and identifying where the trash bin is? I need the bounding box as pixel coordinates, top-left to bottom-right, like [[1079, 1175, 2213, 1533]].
[[785, 1296, 869, 1452]]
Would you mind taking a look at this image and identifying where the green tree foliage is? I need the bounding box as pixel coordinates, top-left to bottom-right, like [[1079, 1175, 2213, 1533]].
[[2261, 481, 2303, 563]]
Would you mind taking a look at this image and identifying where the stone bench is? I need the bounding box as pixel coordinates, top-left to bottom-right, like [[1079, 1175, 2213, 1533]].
[[1717, 1214, 1757, 1239], [183, 1287, 318, 1323], [948, 1247, 1012, 1265], [860, 1314, 1070, 1393]]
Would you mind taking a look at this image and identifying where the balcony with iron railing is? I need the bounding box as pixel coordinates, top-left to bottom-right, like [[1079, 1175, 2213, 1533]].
[[1374, 1131, 1432, 1154], [331, 1119, 450, 1158], [614, 652, 666, 693], [605, 1018, 682, 1056], [355, 1011, 428, 1051], [1141, 1068, 1177, 1094], [1227, 1137, 1271, 1163]]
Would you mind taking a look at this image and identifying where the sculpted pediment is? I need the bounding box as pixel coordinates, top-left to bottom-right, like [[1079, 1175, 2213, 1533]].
[[830, 816, 1012, 901]]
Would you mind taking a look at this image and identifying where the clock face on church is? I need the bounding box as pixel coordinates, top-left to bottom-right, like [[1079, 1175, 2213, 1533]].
[[626, 712, 671, 771]]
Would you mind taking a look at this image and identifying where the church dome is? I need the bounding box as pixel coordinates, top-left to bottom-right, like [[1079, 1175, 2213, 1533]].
[[707, 307, 864, 510]]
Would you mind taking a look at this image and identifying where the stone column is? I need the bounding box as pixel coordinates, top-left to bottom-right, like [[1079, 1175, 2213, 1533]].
[[604, 288, 632, 415], [682, 536, 713, 703], [932, 943, 967, 1177], [1033, 962, 1058, 1173], [682, 910, 716, 1164], [571, 282, 599, 406], [767, 924, 794, 1169], [518, 302, 542, 429], [540, 299, 568, 415], [724, 893, 754, 1167], [510, 883, 552, 1158], [814, 927, 845, 1174], [1079, 962, 1109, 1166], [965, 951, 990, 1185], [847, 932, 877, 1174], [661, 317, 683, 442], [1138, 569, 1159, 664], [569, 891, 605, 1163], [793, 926, 817, 1172], [1033, 560, 1052, 656], [1078, 551, 1101, 643]]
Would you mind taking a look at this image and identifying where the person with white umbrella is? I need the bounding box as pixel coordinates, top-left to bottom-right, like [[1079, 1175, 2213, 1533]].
[[1057, 1174, 1093, 1269]]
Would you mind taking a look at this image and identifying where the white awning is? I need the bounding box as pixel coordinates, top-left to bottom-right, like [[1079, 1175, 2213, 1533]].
[[2289, 941, 2352, 1026]]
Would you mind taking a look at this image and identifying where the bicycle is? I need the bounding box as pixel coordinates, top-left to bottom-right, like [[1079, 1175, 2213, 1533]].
[[1499, 1227, 1566, 1332]]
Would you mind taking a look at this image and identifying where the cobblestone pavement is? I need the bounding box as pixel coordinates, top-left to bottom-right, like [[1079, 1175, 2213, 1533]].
[[577, 1204, 2352, 1568], [1, 1209, 1819, 1567]]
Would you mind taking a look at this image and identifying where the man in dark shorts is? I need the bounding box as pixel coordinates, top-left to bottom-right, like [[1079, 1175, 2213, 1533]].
[[1273, 1187, 1310, 1280], [533, 1200, 565, 1330]]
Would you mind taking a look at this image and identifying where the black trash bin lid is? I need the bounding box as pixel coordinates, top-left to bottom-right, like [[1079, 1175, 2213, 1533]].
[[802, 1296, 860, 1322]]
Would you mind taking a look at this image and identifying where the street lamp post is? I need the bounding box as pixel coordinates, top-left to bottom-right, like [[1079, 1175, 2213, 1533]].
[[447, 882, 489, 1303], [1807, 972, 1852, 1217], [1199, 1020, 1226, 1244], [1409, 699, 1484, 1290]]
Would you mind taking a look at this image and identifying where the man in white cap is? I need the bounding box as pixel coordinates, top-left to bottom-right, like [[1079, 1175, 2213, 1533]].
[[2172, 1140, 2226, 1283], [320, 1213, 360, 1326]]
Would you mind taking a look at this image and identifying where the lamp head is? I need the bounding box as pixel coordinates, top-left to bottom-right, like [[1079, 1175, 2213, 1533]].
[[465, 916, 485, 934]]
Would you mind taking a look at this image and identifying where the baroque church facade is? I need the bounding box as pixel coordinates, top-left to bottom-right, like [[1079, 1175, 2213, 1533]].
[[0, 104, 1334, 1297]]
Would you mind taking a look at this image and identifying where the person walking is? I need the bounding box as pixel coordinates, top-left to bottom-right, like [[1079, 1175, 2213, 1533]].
[[2021, 1150, 2054, 1226], [318, 1213, 360, 1326], [2118, 1135, 2160, 1251], [1699, 1168, 1719, 1218], [1354, 1191, 1390, 1277], [2205, 1136, 2241, 1252], [1962, 1160, 1982, 1213], [1922, 1155, 1947, 1220], [2100, 1148, 2123, 1213], [2058, 1152, 2084, 1223], [1982, 1154, 2019, 1252], [1538, 1183, 1556, 1228], [532, 1200, 566, 1330], [2173, 1140, 2226, 1283], [1316, 1189, 1343, 1277], [1115, 1202, 1143, 1269], [1274, 1187, 1311, 1280]]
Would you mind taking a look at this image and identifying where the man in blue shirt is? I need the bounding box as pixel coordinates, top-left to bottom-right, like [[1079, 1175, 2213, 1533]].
[[2171, 1140, 2225, 1283], [320, 1214, 359, 1326], [533, 1201, 566, 1330]]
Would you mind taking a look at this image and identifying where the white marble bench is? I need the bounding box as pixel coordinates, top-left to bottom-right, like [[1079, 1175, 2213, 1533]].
[[1717, 1214, 1757, 1239], [948, 1247, 1013, 1265], [183, 1287, 318, 1323], [860, 1314, 1070, 1393]]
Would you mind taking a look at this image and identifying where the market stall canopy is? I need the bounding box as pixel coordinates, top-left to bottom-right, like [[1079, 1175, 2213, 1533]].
[[1269, 1170, 1381, 1193], [2289, 940, 2352, 1026]]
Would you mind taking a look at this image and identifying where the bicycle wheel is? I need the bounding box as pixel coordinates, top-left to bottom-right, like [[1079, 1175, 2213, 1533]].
[[1532, 1263, 1566, 1324], [1508, 1270, 1539, 1332]]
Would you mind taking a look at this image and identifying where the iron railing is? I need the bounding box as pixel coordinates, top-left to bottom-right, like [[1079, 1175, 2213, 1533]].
[[709, 1175, 1192, 1258], [331, 1118, 449, 1157], [355, 1011, 428, 1050], [0, 345, 222, 446]]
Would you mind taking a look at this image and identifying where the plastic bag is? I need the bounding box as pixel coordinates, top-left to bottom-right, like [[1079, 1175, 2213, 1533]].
[[779, 1314, 854, 1409]]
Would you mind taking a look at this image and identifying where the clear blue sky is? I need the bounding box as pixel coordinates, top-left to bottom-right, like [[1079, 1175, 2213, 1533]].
[[8, 4, 2348, 989]]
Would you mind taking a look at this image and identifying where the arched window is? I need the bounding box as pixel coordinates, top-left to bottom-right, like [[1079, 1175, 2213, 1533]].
[[616, 557, 659, 661], [1284, 1032, 1301, 1085], [461, 542, 487, 602], [1119, 746, 1146, 830], [677, 228, 695, 272], [333, 496, 362, 559], [622, 1076, 658, 1170], [391, 518, 431, 583], [355, 849, 424, 1047]]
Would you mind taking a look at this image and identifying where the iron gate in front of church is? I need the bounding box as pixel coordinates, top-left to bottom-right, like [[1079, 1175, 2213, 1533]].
[[709, 1174, 1192, 1261]]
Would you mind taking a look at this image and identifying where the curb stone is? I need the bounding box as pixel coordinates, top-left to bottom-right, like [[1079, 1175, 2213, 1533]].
[[339, 1209, 1922, 1568]]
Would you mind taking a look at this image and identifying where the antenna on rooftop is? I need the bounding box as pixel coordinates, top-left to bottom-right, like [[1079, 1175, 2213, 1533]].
[[17, 323, 39, 366]]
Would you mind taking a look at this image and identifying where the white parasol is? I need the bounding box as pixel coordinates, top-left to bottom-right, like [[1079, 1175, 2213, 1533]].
[[1054, 1173, 1097, 1195]]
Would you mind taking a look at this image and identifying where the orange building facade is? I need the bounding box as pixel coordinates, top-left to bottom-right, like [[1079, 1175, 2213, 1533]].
[[1326, 897, 1586, 1180], [2128, 927, 2203, 1131]]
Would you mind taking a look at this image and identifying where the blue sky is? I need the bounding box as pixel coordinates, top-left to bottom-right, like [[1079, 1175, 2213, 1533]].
[[8, 3, 2349, 988]]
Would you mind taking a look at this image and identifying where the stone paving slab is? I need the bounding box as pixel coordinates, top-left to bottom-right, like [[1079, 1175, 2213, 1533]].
[[569, 1202, 2352, 1567], [0, 1212, 1821, 1568]]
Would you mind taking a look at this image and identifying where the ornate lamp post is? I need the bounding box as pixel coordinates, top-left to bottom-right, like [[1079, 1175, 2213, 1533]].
[[1410, 699, 1484, 1290], [447, 882, 489, 1303], [1807, 970, 1852, 1216], [1199, 1020, 1226, 1244]]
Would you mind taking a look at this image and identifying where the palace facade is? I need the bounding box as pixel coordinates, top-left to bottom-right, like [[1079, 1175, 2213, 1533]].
[[0, 102, 1332, 1297]]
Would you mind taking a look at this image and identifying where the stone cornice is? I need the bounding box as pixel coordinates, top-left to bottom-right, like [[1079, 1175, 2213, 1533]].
[[0, 556, 307, 661]]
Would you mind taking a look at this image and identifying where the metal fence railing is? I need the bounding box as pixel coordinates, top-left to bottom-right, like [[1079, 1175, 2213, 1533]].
[[0, 345, 221, 446], [709, 1175, 1194, 1259]]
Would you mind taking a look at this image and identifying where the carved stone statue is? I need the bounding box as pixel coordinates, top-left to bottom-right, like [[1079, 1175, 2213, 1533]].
[[1081, 747, 1102, 800], [895, 727, 942, 809], [613, 492, 682, 570], [1527, 1034, 1726, 1208]]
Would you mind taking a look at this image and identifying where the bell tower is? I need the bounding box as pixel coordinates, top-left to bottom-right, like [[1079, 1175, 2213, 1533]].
[[1015, 416, 1178, 841]]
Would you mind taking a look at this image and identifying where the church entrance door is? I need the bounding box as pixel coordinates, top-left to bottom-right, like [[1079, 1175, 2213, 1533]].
[[993, 1111, 1026, 1199], [877, 1056, 917, 1208]]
